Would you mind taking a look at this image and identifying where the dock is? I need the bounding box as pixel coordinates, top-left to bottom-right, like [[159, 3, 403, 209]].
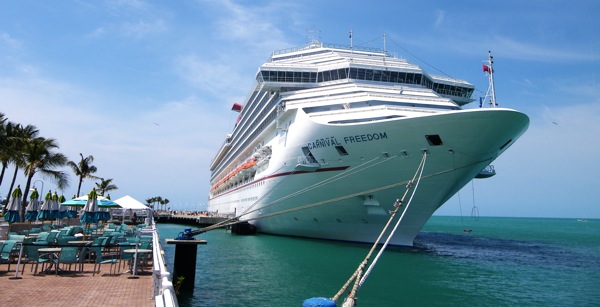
[[154, 213, 226, 227], [0, 222, 177, 307]]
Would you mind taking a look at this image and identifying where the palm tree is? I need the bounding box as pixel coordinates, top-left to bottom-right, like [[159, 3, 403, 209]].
[[145, 196, 168, 211], [95, 178, 118, 196], [4, 123, 40, 206], [155, 196, 164, 211], [67, 153, 98, 197], [161, 198, 170, 212], [19, 136, 69, 221], [145, 197, 154, 209], [0, 113, 8, 190]]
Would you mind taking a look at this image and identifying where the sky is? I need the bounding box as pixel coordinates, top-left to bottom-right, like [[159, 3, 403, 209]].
[[1, 0, 599, 218]]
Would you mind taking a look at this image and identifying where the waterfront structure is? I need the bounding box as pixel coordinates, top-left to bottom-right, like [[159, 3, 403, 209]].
[[207, 39, 528, 246]]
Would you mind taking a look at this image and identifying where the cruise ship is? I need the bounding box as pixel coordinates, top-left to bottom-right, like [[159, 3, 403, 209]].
[[207, 39, 529, 246]]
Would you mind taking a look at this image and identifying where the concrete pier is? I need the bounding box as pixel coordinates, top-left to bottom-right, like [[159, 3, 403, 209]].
[[155, 214, 226, 227]]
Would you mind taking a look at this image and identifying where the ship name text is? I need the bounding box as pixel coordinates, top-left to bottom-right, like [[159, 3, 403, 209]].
[[307, 136, 342, 149], [307, 132, 388, 149], [343, 132, 388, 144]]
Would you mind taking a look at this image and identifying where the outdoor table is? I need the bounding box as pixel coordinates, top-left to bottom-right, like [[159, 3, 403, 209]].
[[123, 249, 152, 275], [38, 247, 62, 274]]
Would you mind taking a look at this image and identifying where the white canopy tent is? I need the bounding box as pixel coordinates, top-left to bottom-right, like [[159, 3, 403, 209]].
[[114, 195, 152, 225], [114, 195, 148, 210]]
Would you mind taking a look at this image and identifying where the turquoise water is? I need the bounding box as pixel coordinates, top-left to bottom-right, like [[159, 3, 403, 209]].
[[157, 217, 600, 306]]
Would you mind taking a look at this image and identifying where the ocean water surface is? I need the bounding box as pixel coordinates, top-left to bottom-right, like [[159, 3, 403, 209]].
[[157, 216, 600, 306]]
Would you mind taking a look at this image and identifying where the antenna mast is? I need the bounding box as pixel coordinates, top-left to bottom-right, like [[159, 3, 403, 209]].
[[482, 51, 497, 108], [383, 33, 387, 55], [307, 27, 321, 45]]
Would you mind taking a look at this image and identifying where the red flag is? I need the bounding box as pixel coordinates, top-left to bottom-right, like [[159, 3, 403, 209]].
[[231, 103, 243, 112], [482, 64, 491, 73]]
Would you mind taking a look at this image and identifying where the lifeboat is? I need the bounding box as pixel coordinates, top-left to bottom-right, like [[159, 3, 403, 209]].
[[210, 158, 257, 191]]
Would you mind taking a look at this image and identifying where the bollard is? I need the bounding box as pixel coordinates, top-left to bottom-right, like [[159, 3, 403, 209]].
[[165, 238, 207, 293]]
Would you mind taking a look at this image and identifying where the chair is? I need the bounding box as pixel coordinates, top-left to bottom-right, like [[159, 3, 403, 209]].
[[0, 240, 18, 271], [29, 227, 41, 234], [56, 236, 70, 245], [56, 246, 81, 275], [0, 243, 4, 267], [36, 232, 49, 243], [45, 231, 59, 244], [87, 237, 108, 258], [92, 249, 119, 276], [137, 241, 152, 269], [8, 234, 26, 242], [22, 244, 51, 275], [139, 241, 151, 250], [110, 233, 125, 245], [117, 244, 136, 273]]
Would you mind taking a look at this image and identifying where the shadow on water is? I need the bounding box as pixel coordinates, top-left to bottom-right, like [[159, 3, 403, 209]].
[[411, 231, 598, 269]]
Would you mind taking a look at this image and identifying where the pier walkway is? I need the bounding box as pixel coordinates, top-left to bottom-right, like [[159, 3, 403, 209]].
[[1, 261, 154, 307], [0, 222, 176, 307]]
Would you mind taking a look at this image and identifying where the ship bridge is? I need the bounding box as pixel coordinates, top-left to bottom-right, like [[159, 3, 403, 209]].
[[255, 41, 475, 106]]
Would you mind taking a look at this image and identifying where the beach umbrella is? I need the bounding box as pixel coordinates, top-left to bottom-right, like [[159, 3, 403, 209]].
[[50, 191, 60, 222], [4, 185, 22, 224], [58, 194, 68, 219], [65, 195, 78, 218], [97, 207, 111, 222], [96, 194, 115, 224], [24, 188, 40, 222], [37, 191, 53, 222], [80, 188, 99, 228], [61, 195, 118, 207]]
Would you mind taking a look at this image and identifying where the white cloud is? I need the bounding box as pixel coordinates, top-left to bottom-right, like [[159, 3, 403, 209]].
[[0, 32, 21, 50], [433, 10, 446, 28], [83, 0, 170, 40], [120, 19, 167, 39], [487, 36, 599, 62]]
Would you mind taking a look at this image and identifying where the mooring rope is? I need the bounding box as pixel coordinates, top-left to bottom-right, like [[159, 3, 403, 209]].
[[358, 152, 426, 287], [332, 152, 428, 305]]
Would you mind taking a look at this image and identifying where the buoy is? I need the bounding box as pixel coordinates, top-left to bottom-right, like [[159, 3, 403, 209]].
[[303, 297, 336, 307]]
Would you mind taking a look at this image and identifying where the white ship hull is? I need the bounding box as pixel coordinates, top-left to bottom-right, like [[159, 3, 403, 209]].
[[209, 108, 528, 246]]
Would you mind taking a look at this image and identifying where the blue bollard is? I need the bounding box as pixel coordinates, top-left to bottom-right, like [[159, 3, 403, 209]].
[[303, 297, 336, 307]]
